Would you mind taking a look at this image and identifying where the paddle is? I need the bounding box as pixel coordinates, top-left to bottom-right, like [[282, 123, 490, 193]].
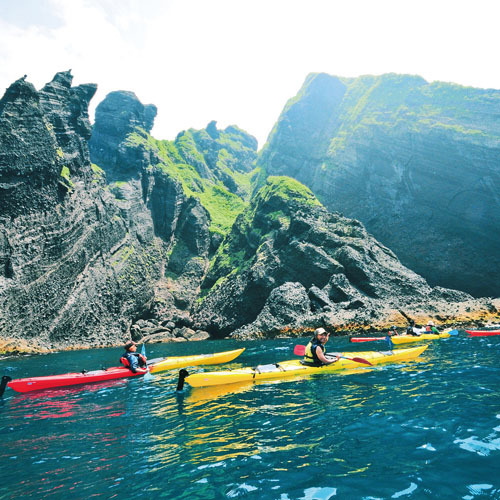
[[0, 375, 12, 398], [385, 335, 394, 350], [141, 343, 155, 381], [293, 345, 373, 366]]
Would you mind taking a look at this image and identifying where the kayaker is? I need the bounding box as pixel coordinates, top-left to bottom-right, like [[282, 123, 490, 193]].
[[120, 341, 148, 373], [406, 320, 422, 336], [425, 321, 440, 334], [388, 325, 398, 336], [303, 328, 340, 366]]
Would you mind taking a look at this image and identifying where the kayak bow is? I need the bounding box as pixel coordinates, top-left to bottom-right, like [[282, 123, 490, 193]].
[[180, 345, 428, 388]]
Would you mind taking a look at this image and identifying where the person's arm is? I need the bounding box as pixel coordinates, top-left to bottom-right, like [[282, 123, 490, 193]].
[[316, 347, 339, 365], [128, 353, 142, 373]]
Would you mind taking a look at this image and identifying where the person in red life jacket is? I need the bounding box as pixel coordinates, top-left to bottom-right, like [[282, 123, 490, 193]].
[[120, 341, 147, 373], [425, 321, 440, 334], [388, 325, 398, 336], [303, 328, 340, 366]]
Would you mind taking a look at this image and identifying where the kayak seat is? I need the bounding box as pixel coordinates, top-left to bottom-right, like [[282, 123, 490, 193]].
[[254, 364, 283, 374], [300, 360, 321, 367]]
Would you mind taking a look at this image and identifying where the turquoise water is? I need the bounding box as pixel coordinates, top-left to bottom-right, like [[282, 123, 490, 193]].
[[1, 335, 499, 499]]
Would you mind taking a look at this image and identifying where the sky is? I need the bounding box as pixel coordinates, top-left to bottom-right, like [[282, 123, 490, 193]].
[[1, 0, 499, 149]]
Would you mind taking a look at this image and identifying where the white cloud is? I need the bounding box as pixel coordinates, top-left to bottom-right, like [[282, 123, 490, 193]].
[[1, 0, 500, 148]]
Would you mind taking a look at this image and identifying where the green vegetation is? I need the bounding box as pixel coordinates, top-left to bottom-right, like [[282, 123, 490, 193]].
[[259, 176, 321, 208], [60, 165, 74, 188], [269, 72, 500, 161], [91, 163, 104, 176], [122, 123, 258, 236], [203, 176, 322, 289]]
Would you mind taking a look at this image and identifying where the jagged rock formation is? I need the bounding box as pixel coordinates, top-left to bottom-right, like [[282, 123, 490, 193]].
[[1, 71, 497, 352], [0, 72, 161, 351], [89, 90, 258, 343], [258, 73, 500, 297], [193, 176, 498, 338]]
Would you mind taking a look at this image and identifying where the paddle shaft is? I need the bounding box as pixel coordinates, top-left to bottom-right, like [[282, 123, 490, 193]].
[[293, 345, 372, 366]]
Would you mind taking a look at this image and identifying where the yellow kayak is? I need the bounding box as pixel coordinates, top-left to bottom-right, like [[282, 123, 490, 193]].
[[389, 332, 450, 344], [148, 348, 245, 373], [182, 345, 428, 387]]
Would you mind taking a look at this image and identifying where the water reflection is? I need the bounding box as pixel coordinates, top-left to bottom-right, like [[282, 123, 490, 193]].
[[1, 337, 499, 499]]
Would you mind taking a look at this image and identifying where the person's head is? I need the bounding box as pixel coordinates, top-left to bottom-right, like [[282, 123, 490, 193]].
[[389, 325, 397, 332], [427, 320, 434, 326], [409, 319, 415, 326], [314, 327, 329, 343], [125, 340, 137, 352]]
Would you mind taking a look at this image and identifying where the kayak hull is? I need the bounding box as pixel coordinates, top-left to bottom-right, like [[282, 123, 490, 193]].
[[350, 337, 386, 342], [7, 366, 142, 393], [6, 348, 245, 393], [148, 348, 244, 373], [350, 332, 450, 344], [389, 333, 450, 344], [185, 345, 428, 388], [466, 330, 500, 337]]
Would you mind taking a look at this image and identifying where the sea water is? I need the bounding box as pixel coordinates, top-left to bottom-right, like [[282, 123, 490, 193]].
[[0, 335, 499, 499]]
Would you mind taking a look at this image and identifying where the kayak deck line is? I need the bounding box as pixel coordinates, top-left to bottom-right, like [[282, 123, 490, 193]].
[[180, 345, 429, 389], [1, 348, 245, 396]]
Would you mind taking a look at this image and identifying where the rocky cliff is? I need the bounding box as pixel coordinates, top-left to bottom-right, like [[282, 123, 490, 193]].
[[1, 71, 497, 353], [0, 72, 161, 352], [259, 73, 500, 297], [193, 176, 497, 338], [89, 90, 258, 343]]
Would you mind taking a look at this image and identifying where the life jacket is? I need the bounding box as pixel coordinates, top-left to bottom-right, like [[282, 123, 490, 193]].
[[425, 325, 432, 332], [120, 352, 147, 369], [303, 338, 325, 366]]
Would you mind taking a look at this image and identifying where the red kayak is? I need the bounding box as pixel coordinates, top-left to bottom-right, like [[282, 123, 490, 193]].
[[466, 330, 500, 337], [0, 348, 245, 396], [349, 337, 386, 343], [3, 366, 143, 394]]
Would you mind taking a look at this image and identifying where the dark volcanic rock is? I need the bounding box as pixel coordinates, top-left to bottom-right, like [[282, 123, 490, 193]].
[[259, 72, 500, 297], [89, 90, 157, 177], [194, 176, 497, 338], [0, 72, 160, 350], [89, 90, 215, 329]]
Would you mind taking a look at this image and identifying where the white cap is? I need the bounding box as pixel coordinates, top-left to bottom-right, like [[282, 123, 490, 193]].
[[427, 320, 434, 326]]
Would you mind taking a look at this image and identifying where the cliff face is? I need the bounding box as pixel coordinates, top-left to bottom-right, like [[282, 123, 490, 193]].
[[1, 71, 497, 352], [259, 73, 500, 297], [0, 72, 160, 351], [193, 176, 497, 339], [89, 90, 258, 343]]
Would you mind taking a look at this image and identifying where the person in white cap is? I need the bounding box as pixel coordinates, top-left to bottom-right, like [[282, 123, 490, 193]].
[[425, 321, 440, 334], [302, 328, 340, 366]]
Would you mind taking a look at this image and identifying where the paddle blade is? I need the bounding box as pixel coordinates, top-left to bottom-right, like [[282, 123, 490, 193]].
[[350, 357, 373, 366], [385, 335, 394, 350], [294, 345, 306, 356], [447, 329, 459, 335]]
